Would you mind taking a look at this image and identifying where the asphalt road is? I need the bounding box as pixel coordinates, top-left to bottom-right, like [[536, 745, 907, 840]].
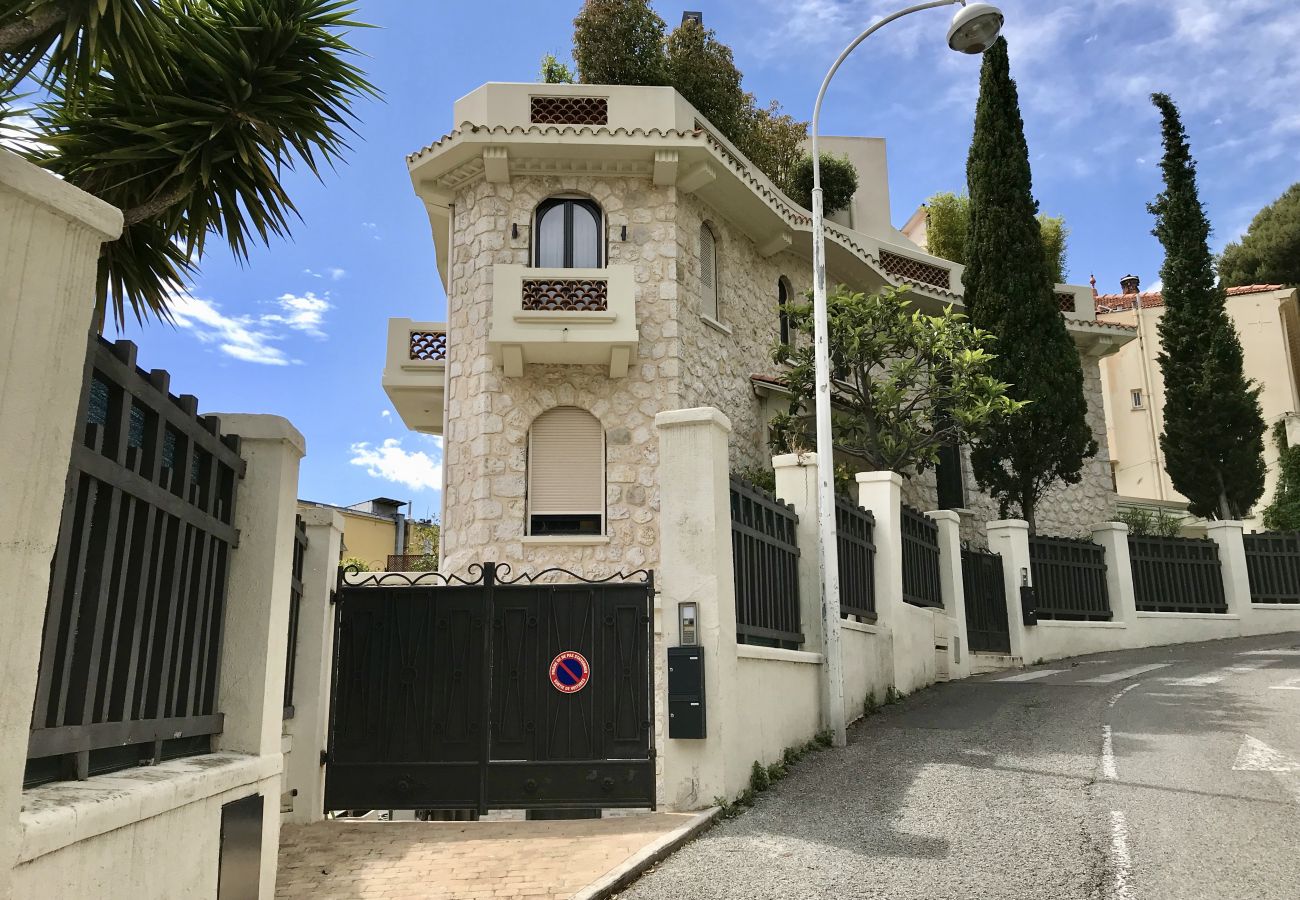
[[620, 633, 1300, 900]]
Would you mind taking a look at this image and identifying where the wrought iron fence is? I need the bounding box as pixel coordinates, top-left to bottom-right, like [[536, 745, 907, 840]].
[[283, 516, 308, 719], [1244, 532, 1300, 604], [1129, 535, 1227, 614], [730, 475, 802, 648], [836, 495, 876, 621], [962, 547, 1010, 654], [27, 336, 245, 787], [901, 504, 942, 608], [1028, 535, 1111, 620]]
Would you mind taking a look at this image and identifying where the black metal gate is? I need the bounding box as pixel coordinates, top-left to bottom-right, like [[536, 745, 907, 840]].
[[962, 548, 1010, 654], [324, 563, 655, 813]]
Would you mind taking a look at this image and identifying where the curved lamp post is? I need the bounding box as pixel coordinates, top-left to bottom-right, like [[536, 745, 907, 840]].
[[809, 1, 1004, 746]]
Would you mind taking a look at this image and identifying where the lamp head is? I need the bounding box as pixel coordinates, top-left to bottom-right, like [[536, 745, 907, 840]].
[[947, 2, 1004, 54]]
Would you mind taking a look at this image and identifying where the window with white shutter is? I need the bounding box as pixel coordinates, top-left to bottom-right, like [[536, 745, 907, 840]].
[[700, 223, 718, 321], [527, 406, 605, 536]]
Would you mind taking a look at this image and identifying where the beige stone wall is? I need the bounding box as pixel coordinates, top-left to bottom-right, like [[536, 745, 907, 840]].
[[440, 174, 682, 576]]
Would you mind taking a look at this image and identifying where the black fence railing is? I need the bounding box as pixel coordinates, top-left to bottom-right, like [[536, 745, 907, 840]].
[[27, 336, 245, 787], [1129, 535, 1227, 614], [836, 495, 876, 621], [901, 504, 942, 609], [962, 547, 1010, 654], [1028, 535, 1111, 621], [730, 475, 802, 648], [1244, 532, 1300, 604], [283, 516, 308, 719]]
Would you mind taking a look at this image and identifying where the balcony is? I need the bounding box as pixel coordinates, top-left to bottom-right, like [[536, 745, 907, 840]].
[[382, 318, 446, 436], [489, 265, 638, 377]]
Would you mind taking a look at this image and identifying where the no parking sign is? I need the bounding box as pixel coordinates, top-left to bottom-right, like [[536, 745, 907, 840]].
[[548, 651, 590, 694]]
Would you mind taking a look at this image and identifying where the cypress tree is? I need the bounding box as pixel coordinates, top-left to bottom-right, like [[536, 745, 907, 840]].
[[963, 38, 1094, 532], [1149, 93, 1265, 520]]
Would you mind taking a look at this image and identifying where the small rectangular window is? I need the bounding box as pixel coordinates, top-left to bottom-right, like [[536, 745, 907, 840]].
[[1131, 389, 1144, 409]]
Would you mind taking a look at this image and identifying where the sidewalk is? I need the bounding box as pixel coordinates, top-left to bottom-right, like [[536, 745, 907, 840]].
[[276, 811, 712, 900]]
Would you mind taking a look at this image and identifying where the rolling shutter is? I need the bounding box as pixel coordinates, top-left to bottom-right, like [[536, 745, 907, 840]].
[[528, 407, 605, 517], [700, 224, 718, 319]]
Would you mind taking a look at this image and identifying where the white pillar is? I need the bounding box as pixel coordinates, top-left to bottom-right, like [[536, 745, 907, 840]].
[[1206, 520, 1252, 620], [1091, 522, 1137, 631], [928, 510, 969, 681], [0, 151, 122, 900], [213, 413, 305, 898], [856, 472, 905, 689], [986, 520, 1033, 664], [656, 408, 741, 810], [774, 453, 841, 730], [283, 507, 344, 824]]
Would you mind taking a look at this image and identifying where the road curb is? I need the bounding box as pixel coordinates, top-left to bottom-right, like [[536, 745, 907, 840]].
[[570, 807, 722, 900]]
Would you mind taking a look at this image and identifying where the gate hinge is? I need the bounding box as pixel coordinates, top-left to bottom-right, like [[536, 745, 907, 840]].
[[319, 750, 330, 766], [329, 590, 338, 605]]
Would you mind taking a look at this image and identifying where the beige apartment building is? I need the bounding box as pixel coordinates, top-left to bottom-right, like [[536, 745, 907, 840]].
[[1096, 275, 1300, 529]]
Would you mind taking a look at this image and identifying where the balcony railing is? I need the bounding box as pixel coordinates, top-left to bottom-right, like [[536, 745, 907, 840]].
[[490, 264, 638, 377], [382, 318, 447, 436]]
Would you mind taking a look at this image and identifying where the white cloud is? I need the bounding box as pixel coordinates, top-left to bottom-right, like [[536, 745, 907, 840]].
[[169, 289, 293, 366], [381, 409, 392, 419], [263, 291, 331, 339], [362, 222, 381, 241], [349, 438, 443, 491], [303, 267, 348, 281], [0, 111, 52, 156]]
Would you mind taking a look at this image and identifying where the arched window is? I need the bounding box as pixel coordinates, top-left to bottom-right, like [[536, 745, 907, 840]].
[[534, 198, 603, 268], [527, 406, 605, 536], [699, 223, 718, 320], [778, 277, 792, 345]]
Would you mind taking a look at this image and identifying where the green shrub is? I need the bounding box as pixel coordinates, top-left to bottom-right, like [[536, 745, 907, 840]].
[[863, 691, 879, 717], [749, 760, 770, 792], [814, 729, 833, 748], [787, 152, 858, 215], [340, 556, 371, 572], [766, 762, 786, 784]]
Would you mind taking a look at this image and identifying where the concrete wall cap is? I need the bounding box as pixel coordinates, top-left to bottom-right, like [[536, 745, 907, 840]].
[[855, 470, 902, 486], [925, 509, 961, 524], [298, 507, 345, 530], [772, 452, 816, 469], [1092, 521, 1131, 534], [987, 519, 1030, 531], [1205, 520, 1245, 530], [214, 413, 307, 457], [1, 147, 123, 240], [655, 407, 731, 432]]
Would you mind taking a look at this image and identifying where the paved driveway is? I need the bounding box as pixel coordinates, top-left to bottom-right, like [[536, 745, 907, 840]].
[[620, 633, 1300, 900], [277, 812, 698, 900]]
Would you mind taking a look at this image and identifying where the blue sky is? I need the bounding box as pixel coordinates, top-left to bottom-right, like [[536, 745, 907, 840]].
[[111, 0, 1300, 517]]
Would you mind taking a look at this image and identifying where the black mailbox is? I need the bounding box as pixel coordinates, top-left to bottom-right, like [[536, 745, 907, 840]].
[[667, 646, 706, 739], [1020, 585, 1039, 626]]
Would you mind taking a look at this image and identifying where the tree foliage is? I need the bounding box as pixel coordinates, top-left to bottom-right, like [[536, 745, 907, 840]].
[[787, 152, 858, 216], [771, 284, 1022, 476], [1149, 92, 1265, 520], [664, 18, 746, 140], [962, 38, 1095, 532], [539, 52, 575, 84], [1218, 182, 1300, 288], [923, 190, 1069, 283], [740, 99, 806, 197], [572, 0, 666, 86], [1118, 506, 1183, 537], [1263, 421, 1300, 530], [2, 0, 376, 328]]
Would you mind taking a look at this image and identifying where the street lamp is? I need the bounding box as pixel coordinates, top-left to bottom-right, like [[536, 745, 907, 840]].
[[809, 0, 1003, 747]]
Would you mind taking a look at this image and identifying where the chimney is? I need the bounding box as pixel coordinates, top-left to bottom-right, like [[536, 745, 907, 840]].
[[1120, 274, 1141, 296], [682, 11, 703, 26]]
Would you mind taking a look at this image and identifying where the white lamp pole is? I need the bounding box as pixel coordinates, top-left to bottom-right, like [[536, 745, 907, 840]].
[[809, 0, 1004, 747]]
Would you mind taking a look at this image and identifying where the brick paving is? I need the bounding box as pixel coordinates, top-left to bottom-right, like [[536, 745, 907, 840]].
[[276, 813, 698, 900]]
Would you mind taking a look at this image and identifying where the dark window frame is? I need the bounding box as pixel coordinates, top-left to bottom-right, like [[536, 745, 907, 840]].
[[533, 198, 604, 268], [778, 278, 791, 345]]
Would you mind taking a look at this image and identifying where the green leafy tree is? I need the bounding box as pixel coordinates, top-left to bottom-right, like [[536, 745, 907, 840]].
[[739, 99, 807, 196], [1149, 92, 1265, 520], [923, 191, 1069, 283], [786, 152, 858, 216], [771, 284, 1023, 476], [2, 0, 376, 328], [539, 52, 575, 84], [572, 0, 666, 86], [962, 38, 1095, 532], [664, 17, 746, 140], [1263, 421, 1300, 530], [1218, 182, 1300, 288]]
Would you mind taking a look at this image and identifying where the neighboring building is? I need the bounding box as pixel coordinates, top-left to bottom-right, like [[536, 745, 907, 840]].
[[1096, 275, 1300, 529], [297, 496, 436, 570], [383, 82, 1133, 571]]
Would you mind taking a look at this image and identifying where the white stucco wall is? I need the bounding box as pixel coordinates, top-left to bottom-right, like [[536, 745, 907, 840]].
[[733, 650, 824, 774], [841, 623, 894, 723]]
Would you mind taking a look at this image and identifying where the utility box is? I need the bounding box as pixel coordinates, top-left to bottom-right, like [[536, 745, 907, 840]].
[[667, 646, 706, 739]]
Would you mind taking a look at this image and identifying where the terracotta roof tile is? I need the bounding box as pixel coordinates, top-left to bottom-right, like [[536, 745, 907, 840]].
[[1096, 283, 1288, 314]]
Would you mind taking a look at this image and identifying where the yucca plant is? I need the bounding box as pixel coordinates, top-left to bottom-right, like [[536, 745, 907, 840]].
[[2, 0, 376, 328]]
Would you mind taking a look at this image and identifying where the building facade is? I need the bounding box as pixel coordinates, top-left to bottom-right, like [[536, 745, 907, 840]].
[[1097, 276, 1300, 529], [384, 82, 1133, 572]]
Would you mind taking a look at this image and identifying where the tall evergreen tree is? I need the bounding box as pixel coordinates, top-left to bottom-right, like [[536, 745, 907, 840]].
[[963, 38, 1095, 532], [1149, 92, 1265, 520], [1218, 182, 1300, 288], [572, 0, 667, 87]]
